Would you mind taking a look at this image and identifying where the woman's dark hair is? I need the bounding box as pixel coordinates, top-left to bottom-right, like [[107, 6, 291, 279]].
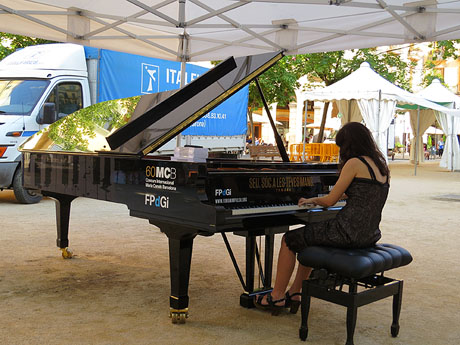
[[335, 122, 389, 176]]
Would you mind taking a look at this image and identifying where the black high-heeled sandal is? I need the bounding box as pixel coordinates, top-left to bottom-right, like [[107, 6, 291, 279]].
[[255, 293, 286, 316], [285, 291, 302, 314]]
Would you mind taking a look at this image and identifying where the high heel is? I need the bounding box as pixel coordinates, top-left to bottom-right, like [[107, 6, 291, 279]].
[[285, 291, 302, 314], [255, 293, 286, 316]]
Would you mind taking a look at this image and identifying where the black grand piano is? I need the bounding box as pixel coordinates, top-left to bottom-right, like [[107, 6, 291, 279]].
[[20, 52, 342, 323]]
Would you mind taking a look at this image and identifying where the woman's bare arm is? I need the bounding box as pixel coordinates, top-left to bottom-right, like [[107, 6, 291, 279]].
[[298, 159, 357, 207]]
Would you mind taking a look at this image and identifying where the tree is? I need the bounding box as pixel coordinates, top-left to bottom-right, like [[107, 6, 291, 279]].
[[250, 48, 413, 143], [0, 32, 54, 60], [246, 55, 305, 140], [423, 40, 460, 87], [47, 96, 140, 151]]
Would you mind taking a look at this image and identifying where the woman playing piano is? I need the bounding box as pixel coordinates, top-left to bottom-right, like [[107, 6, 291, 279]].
[[255, 122, 390, 314]]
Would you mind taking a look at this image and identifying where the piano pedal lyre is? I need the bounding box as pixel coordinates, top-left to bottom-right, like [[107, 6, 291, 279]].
[[60, 247, 73, 259], [169, 308, 188, 324]]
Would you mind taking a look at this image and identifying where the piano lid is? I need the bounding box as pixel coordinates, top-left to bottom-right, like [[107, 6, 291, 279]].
[[19, 51, 283, 155], [113, 51, 283, 156]]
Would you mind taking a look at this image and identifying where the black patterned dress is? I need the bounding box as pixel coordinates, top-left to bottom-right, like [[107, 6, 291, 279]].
[[285, 157, 389, 253]]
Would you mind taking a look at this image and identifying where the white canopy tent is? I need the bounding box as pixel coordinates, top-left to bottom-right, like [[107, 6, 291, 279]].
[[2, 1, 460, 62], [298, 62, 454, 163], [416, 79, 460, 171], [2, 0, 460, 165]]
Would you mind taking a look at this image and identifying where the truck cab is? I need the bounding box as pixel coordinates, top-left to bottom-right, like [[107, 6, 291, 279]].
[[0, 44, 90, 203]]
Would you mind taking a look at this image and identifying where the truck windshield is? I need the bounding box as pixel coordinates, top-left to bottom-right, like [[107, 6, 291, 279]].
[[0, 79, 49, 115]]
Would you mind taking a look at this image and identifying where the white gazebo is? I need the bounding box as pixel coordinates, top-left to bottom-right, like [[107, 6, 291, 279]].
[[416, 79, 460, 171], [298, 62, 455, 164]]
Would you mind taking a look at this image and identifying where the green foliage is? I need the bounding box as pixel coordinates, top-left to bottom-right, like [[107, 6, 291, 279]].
[[423, 72, 446, 88], [427, 40, 460, 61], [0, 32, 54, 60], [423, 40, 460, 87], [248, 55, 303, 110], [296, 48, 413, 90], [247, 47, 413, 115], [47, 96, 140, 151]]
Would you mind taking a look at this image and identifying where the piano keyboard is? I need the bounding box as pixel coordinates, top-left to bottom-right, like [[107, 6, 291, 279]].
[[231, 200, 346, 216]]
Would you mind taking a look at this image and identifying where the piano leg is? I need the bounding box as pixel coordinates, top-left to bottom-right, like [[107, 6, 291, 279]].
[[237, 227, 286, 308], [161, 226, 197, 324], [263, 232, 275, 288], [240, 235, 256, 308], [46, 192, 77, 259]]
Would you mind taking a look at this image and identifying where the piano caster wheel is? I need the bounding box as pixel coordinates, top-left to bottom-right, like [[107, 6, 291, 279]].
[[60, 247, 73, 259], [170, 310, 188, 324]]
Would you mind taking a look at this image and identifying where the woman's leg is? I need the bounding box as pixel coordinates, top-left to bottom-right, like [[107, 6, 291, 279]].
[[260, 235, 296, 305], [287, 264, 312, 300]]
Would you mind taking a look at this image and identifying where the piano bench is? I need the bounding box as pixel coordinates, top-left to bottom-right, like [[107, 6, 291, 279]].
[[297, 244, 413, 345]]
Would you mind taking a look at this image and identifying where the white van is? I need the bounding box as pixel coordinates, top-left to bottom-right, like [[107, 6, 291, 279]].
[[0, 44, 90, 203]]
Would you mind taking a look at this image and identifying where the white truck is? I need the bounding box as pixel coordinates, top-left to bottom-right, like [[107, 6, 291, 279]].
[[0, 44, 247, 203]]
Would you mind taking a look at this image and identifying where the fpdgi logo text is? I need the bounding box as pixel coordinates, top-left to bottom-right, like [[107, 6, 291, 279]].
[[215, 189, 231, 197], [145, 194, 169, 208]]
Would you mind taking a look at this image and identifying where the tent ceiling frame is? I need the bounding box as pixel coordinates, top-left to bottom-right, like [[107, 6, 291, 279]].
[[86, 14, 179, 57], [246, 0, 444, 13], [434, 24, 460, 39], [81, 10, 175, 27], [190, 0, 284, 51], [0, 4, 76, 38], [127, 0, 179, 26], [376, 0, 424, 39], [2, 1, 460, 61], [187, 28, 282, 59], [186, 1, 247, 26], [293, 11, 411, 51]]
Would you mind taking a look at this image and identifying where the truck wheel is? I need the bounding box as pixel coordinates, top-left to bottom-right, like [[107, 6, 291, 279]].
[[13, 169, 43, 204]]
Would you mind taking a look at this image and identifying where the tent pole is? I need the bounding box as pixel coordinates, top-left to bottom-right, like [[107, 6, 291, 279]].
[[347, 100, 351, 123], [176, 0, 187, 148], [451, 114, 454, 171], [176, 31, 188, 148], [378, 90, 381, 156], [415, 106, 420, 176], [303, 101, 307, 161]]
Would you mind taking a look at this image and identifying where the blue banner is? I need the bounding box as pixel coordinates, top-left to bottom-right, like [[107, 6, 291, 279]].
[[182, 87, 248, 136], [85, 47, 247, 136]]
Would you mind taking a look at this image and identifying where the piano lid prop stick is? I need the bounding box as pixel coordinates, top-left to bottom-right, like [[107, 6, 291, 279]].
[[254, 78, 290, 162]]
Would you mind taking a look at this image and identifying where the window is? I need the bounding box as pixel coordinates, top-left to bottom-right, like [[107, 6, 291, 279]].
[[45, 82, 83, 119], [0, 79, 49, 115]]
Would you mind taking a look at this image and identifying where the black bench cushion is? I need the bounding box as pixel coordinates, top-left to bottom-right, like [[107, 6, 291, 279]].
[[297, 243, 413, 279]]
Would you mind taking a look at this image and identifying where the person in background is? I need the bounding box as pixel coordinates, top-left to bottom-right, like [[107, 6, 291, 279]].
[[438, 139, 444, 158], [430, 144, 437, 160], [255, 122, 390, 315]]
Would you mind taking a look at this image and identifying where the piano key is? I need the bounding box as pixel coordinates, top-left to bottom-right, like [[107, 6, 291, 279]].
[[231, 200, 346, 216]]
